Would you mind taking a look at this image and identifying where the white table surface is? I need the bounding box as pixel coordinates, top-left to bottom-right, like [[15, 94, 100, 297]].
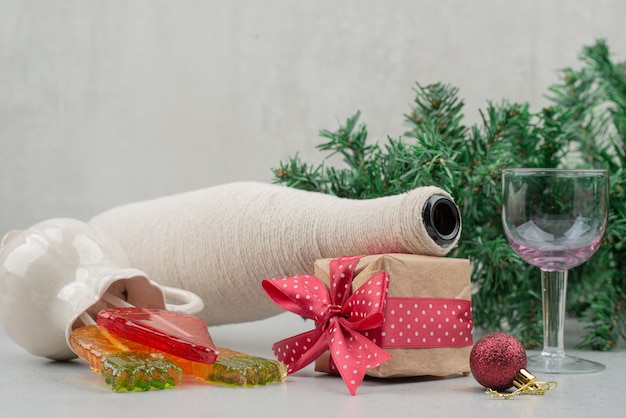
[[1, 313, 624, 418]]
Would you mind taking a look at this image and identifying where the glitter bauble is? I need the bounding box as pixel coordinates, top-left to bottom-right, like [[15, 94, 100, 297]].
[[470, 332, 527, 391]]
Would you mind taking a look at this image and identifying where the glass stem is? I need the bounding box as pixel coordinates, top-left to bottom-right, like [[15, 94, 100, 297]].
[[540, 269, 568, 357]]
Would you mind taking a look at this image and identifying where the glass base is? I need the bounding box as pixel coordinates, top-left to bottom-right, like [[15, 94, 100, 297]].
[[527, 352, 605, 374]]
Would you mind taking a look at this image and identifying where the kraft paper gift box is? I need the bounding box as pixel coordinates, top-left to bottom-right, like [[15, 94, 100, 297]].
[[313, 253, 473, 378]]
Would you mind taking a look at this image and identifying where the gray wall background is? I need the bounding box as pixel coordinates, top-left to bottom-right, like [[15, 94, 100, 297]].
[[2, 0, 625, 235]]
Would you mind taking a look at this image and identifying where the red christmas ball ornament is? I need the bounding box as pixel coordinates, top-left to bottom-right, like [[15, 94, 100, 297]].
[[470, 332, 527, 391]]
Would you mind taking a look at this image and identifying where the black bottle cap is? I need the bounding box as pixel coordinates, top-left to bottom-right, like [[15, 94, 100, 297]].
[[422, 194, 461, 246]]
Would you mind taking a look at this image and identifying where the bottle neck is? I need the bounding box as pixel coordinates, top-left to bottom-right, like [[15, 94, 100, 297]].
[[422, 194, 460, 246]]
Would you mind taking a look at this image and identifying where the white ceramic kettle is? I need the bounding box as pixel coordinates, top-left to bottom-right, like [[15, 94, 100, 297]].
[[0, 218, 203, 360]]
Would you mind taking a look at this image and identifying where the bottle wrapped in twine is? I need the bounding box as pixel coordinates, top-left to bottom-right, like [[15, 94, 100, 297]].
[[90, 182, 461, 326]]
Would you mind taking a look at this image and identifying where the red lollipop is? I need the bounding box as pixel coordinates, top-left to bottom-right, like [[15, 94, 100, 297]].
[[97, 307, 218, 365]]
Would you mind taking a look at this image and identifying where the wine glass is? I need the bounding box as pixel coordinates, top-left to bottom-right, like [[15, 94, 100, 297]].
[[501, 168, 609, 373]]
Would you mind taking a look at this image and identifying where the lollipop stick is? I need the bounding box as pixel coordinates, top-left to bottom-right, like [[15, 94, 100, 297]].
[[103, 293, 193, 339], [79, 312, 97, 326], [102, 292, 135, 308]]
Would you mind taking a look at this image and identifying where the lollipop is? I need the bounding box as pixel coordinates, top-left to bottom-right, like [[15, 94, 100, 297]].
[[0, 218, 286, 391], [70, 321, 286, 390], [96, 307, 219, 365], [70, 325, 185, 392], [93, 306, 286, 386]]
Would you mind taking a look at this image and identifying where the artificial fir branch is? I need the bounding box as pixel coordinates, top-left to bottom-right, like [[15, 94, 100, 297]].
[[272, 40, 626, 350]]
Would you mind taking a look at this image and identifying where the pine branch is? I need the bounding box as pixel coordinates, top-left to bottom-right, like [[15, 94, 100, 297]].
[[271, 40, 626, 350]]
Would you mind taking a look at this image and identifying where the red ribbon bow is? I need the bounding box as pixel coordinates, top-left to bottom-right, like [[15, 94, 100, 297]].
[[262, 255, 392, 395]]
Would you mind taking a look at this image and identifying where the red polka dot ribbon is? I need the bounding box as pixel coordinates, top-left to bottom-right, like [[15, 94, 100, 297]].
[[262, 255, 393, 395], [326, 296, 473, 374], [365, 297, 473, 349]]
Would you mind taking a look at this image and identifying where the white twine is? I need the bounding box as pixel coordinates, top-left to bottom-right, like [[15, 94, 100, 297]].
[[90, 182, 460, 326]]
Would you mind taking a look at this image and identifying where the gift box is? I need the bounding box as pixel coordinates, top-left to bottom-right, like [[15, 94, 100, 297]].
[[313, 253, 472, 379], [262, 253, 473, 395]]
